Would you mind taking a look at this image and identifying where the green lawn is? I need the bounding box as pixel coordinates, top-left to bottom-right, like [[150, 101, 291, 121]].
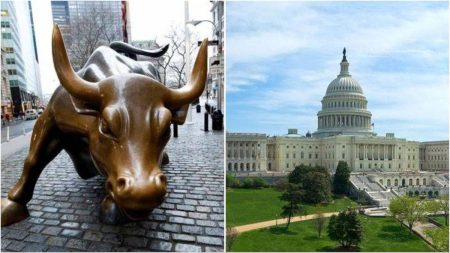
[[430, 215, 448, 227], [227, 188, 358, 226], [231, 215, 433, 252]]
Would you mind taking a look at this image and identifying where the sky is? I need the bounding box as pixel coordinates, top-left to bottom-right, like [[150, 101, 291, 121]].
[[30, 0, 213, 96], [226, 1, 449, 142]]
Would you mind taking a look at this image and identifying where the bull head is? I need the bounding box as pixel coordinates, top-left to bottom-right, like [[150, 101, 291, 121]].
[[52, 24, 207, 219]]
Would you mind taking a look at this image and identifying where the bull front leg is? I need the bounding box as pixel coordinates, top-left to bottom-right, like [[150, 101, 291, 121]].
[[1, 112, 63, 226]]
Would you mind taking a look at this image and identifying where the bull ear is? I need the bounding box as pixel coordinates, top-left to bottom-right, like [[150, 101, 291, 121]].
[[170, 104, 190, 125]]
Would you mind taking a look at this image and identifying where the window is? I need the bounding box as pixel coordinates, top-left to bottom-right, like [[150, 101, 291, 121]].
[[6, 58, 15, 64], [360, 163, 362, 169], [2, 33, 12, 39], [286, 154, 289, 158], [394, 179, 398, 186], [416, 178, 419, 185], [309, 154, 312, 159], [342, 153, 345, 159], [423, 178, 426, 185], [286, 163, 289, 168], [1, 21, 10, 27], [7, 69, 17, 75], [315, 154, 318, 159]]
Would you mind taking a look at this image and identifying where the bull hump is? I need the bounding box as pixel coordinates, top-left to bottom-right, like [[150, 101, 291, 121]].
[[78, 47, 153, 82]]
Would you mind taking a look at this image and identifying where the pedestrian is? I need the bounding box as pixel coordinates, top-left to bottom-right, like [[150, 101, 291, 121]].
[[5, 113, 10, 123], [1, 114, 4, 126]]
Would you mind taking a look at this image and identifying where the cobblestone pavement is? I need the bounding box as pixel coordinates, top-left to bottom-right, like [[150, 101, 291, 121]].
[[1, 106, 224, 252]]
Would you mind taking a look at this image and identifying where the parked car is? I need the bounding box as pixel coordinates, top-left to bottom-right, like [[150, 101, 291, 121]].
[[37, 108, 44, 114], [25, 109, 38, 120]]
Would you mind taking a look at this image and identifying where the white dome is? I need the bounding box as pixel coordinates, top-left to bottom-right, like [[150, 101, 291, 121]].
[[313, 48, 374, 138], [326, 75, 363, 95]]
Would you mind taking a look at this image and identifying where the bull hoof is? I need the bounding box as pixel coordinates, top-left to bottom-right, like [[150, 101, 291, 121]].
[[162, 152, 169, 165], [99, 195, 129, 225], [1, 198, 29, 227]]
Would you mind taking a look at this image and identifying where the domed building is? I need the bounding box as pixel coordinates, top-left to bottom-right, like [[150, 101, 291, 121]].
[[314, 49, 374, 137], [226, 49, 448, 206]]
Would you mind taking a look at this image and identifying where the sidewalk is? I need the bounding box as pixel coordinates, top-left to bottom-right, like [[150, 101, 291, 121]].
[[1, 132, 32, 159], [232, 212, 339, 233], [1, 104, 224, 252]]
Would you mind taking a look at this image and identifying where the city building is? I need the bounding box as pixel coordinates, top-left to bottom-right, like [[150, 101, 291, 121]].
[[1, 47, 12, 117], [209, 0, 224, 112], [51, 1, 124, 43], [1, 1, 42, 115], [226, 50, 448, 206]]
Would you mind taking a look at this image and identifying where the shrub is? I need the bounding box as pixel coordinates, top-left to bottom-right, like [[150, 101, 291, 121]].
[[274, 178, 289, 191]]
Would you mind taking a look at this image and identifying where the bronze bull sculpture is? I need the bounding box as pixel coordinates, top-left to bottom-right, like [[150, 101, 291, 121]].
[[1, 25, 207, 226]]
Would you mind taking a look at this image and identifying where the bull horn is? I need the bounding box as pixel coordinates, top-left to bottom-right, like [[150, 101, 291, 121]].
[[109, 41, 169, 58], [166, 38, 208, 108], [52, 24, 99, 102]]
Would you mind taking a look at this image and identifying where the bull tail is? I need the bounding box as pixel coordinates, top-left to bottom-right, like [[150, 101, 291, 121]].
[[109, 41, 169, 60]]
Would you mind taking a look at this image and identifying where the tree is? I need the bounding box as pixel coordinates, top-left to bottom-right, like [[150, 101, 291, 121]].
[[273, 178, 289, 191], [327, 210, 363, 249], [425, 227, 449, 252], [157, 26, 198, 88], [288, 165, 332, 204], [389, 196, 427, 232], [437, 195, 449, 226], [333, 161, 351, 195], [66, 7, 122, 71], [226, 227, 239, 251], [280, 183, 304, 229], [314, 213, 326, 238]]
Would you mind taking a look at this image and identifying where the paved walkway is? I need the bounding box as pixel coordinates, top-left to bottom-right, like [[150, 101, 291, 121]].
[[1, 102, 224, 252], [233, 212, 339, 233]]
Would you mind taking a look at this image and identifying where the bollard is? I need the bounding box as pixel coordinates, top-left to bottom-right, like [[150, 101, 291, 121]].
[[204, 112, 209, 131], [173, 123, 178, 138], [6, 126, 10, 142], [196, 104, 201, 113], [22, 125, 26, 135]]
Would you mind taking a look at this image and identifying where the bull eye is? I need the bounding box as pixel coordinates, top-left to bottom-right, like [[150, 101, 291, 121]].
[[99, 119, 114, 138]]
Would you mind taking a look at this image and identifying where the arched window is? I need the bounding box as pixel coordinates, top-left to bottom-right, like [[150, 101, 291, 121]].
[[394, 179, 398, 186], [423, 178, 426, 185], [387, 179, 391, 187], [379, 179, 383, 185], [409, 179, 413, 186], [416, 178, 420, 185], [252, 163, 256, 171], [240, 163, 244, 171], [268, 163, 272, 171], [246, 163, 250, 170], [228, 163, 231, 170]]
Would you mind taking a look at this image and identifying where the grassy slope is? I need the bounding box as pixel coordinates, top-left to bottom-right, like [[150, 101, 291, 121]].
[[231, 216, 433, 252], [227, 188, 358, 227], [430, 215, 448, 226]]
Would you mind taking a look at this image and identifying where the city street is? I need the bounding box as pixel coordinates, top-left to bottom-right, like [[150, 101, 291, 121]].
[[1, 103, 224, 252], [1, 118, 37, 143]]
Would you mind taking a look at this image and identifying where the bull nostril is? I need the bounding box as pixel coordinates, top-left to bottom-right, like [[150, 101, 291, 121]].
[[157, 174, 167, 185], [106, 181, 113, 192], [116, 177, 128, 192]]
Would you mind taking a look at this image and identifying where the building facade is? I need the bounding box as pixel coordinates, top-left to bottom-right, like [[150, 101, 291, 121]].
[[1, 1, 42, 115], [209, 0, 224, 111], [226, 50, 448, 205], [420, 141, 449, 172]]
